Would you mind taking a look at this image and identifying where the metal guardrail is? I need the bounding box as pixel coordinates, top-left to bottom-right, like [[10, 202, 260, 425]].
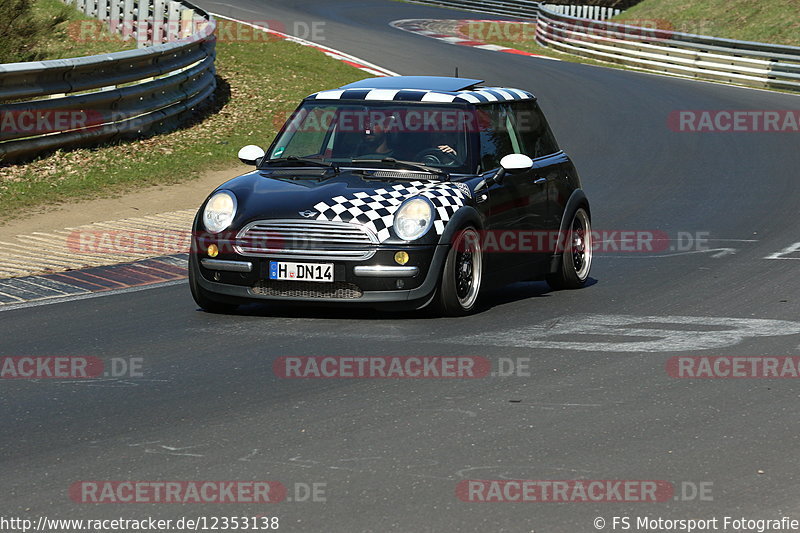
[[0, 0, 217, 163], [535, 5, 800, 93], [542, 4, 620, 20], [406, 0, 800, 93]]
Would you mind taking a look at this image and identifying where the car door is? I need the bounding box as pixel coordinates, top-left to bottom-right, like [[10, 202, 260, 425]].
[[512, 100, 571, 266], [475, 103, 546, 279]]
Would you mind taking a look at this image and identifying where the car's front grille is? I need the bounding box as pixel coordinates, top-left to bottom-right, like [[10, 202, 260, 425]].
[[252, 281, 363, 299], [234, 219, 378, 261]]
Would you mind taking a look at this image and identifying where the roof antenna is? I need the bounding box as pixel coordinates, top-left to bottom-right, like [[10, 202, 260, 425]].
[[455, 67, 459, 78]]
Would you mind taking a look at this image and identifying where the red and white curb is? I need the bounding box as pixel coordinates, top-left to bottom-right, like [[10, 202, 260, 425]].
[[390, 18, 560, 61], [211, 13, 399, 77], [0, 255, 188, 310]]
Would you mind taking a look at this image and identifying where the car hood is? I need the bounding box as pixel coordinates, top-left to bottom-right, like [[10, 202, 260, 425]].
[[214, 169, 475, 242]]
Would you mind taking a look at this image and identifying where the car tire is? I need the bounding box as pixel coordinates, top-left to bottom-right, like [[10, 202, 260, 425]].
[[189, 257, 239, 314], [546, 206, 592, 290], [432, 226, 483, 316]]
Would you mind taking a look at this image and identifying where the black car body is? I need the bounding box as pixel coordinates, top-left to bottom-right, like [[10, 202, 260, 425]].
[[189, 76, 592, 315]]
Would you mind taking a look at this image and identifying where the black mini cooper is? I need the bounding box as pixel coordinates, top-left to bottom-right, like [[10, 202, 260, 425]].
[[189, 76, 591, 315]]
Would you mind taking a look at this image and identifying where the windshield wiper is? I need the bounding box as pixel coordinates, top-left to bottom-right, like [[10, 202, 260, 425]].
[[349, 158, 449, 179], [262, 156, 339, 172]]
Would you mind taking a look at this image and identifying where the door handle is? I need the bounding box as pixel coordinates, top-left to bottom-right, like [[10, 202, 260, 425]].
[[533, 177, 546, 184]]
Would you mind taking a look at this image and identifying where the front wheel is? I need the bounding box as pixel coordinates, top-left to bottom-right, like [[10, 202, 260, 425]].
[[546, 206, 592, 290], [432, 226, 483, 316]]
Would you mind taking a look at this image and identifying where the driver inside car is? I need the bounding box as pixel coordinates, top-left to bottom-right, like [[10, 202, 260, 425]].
[[355, 116, 457, 163]]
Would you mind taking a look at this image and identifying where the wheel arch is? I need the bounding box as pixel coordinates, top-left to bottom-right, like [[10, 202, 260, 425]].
[[549, 189, 591, 274], [436, 206, 483, 246]]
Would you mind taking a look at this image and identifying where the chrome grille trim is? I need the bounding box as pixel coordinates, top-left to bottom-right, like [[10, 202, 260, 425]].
[[234, 219, 378, 261]]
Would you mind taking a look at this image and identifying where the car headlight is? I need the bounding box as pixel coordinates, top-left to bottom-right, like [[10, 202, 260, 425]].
[[203, 190, 237, 234], [394, 197, 434, 241]]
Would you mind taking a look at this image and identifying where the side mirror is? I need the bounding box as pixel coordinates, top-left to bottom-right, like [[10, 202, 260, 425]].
[[500, 153, 533, 172], [238, 145, 266, 166], [491, 154, 534, 184]]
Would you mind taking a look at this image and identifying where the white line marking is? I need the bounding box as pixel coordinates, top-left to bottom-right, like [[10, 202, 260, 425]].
[[451, 315, 800, 353], [765, 242, 800, 260], [598, 248, 738, 258]]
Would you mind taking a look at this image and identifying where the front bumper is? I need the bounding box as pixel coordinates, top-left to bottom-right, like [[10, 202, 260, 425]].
[[191, 245, 448, 305]]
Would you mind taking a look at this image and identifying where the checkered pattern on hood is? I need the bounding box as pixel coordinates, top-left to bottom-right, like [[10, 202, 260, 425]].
[[312, 181, 470, 242]]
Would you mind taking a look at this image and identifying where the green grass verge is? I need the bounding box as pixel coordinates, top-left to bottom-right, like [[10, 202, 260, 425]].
[[32, 0, 136, 59], [0, 18, 370, 220], [616, 0, 800, 47]]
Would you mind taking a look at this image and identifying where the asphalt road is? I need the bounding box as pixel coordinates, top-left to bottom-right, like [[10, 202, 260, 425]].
[[3, 1, 800, 531]]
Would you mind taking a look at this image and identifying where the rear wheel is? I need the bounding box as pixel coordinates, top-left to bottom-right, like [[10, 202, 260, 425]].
[[189, 257, 239, 313], [433, 226, 483, 316], [546, 207, 592, 290]]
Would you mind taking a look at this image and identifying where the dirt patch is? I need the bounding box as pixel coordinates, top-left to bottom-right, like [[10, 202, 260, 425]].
[[0, 164, 250, 241]]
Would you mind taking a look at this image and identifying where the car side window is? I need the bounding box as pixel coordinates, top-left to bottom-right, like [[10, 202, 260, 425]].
[[477, 104, 515, 171], [512, 101, 559, 158]]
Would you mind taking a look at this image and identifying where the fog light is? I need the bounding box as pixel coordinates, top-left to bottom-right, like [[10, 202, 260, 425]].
[[208, 244, 219, 257], [394, 251, 409, 265]]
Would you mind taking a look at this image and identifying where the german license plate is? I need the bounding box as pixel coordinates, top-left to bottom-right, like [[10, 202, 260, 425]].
[[269, 261, 334, 282]]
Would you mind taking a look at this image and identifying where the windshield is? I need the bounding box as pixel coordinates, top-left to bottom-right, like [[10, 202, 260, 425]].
[[266, 101, 475, 174]]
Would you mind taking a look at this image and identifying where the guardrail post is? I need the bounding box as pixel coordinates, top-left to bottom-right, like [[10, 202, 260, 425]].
[[108, 0, 121, 33], [152, 0, 166, 43], [96, 0, 108, 21], [136, 0, 150, 46], [121, 0, 134, 39], [167, 1, 181, 41], [180, 8, 195, 39]]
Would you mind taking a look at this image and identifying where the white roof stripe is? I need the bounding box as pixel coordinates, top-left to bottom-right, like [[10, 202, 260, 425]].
[[504, 88, 530, 99], [455, 93, 481, 104], [421, 92, 458, 102], [364, 89, 399, 100], [491, 88, 515, 100], [473, 90, 498, 102], [315, 90, 345, 100], [309, 87, 534, 102]]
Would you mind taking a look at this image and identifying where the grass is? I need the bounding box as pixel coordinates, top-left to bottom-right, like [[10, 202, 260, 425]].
[[0, 13, 370, 219], [30, 0, 136, 59], [616, 0, 800, 46]]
